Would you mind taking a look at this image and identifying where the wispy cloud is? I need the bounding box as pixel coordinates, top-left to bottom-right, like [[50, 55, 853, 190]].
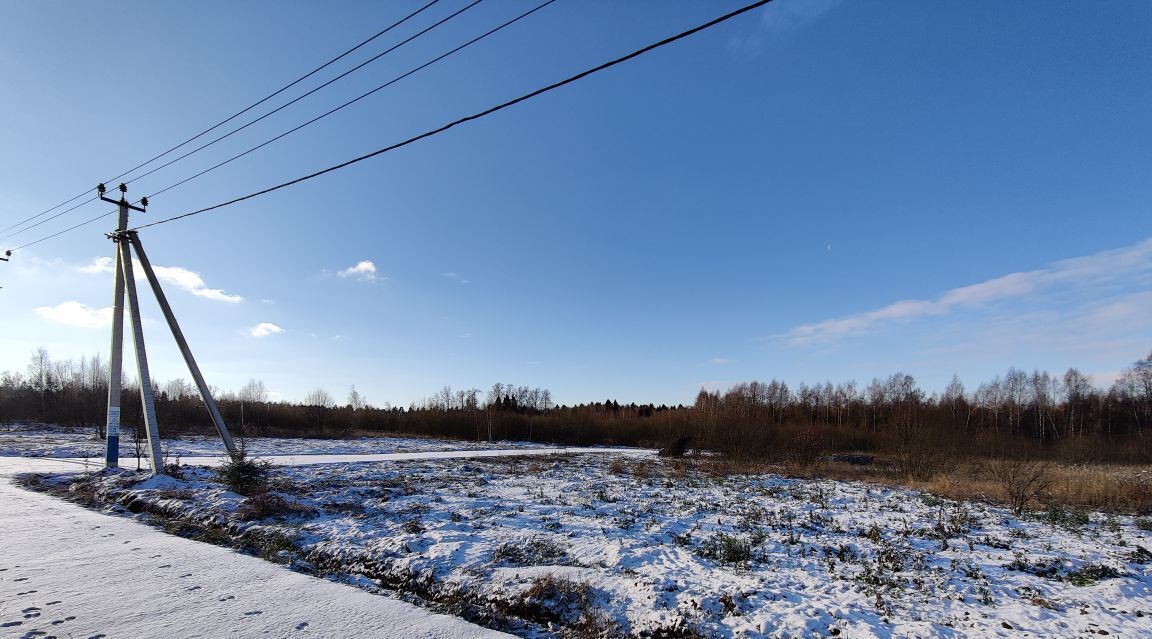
[[79, 256, 114, 274], [249, 322, 284, 338], [779, 237, 1152, 345], [35, 301, 113, 328], [338, 260, 379, 282], [152, 265, 243, 303], [77, 256, 242, 303], [441, 272, 470, 285], [729, 0, 843, 56], [710, 357, 735, 365]]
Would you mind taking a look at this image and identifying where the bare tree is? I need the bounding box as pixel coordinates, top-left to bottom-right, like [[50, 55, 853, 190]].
[[347, 384, 366, 411]]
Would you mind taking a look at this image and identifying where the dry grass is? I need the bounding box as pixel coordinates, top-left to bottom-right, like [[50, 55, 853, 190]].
[[706, 454, 1152, 515]]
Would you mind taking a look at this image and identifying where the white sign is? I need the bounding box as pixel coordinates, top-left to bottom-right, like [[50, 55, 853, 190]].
[[107, 407, 121, 437]]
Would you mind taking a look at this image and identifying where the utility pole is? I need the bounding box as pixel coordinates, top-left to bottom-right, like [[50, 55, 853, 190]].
[[100, 183, 239, 474], [103, 183, 138, 469], [131, 233, 237, 457]]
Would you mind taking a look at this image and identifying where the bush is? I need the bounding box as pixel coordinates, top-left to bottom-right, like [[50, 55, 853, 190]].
[[492, 537, 570, 566], [1065, 563, 1122, 586], [659, 436, 692, 458], [990, 458, 1052, 515], [216, 451, 271, 496], [696, 533, 753, 565]]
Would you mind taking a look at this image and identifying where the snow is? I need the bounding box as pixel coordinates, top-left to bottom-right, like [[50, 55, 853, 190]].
[[19, 450, 1151, 638], [0, 456, 518, 639], [0, 423, 551, 460], [5, 426, 1151, 637]]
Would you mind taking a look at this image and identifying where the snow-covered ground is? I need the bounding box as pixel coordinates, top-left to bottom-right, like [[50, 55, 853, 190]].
[[0, 423, 548, 459], [28, 452, 1152, 638], [0, 455, 514, 639]]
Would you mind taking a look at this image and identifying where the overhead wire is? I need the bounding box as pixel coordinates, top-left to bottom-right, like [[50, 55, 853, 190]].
[[11, 0, 776, 248], [3, 0, 532, 251], [118, 0, 487, 190], [141, 0, 558, 203], [132, 0, 776, 232], [0, 0, 444, 240]]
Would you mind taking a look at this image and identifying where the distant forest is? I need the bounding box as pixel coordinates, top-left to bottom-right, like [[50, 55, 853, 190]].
[[2, 347, 1150, 468]]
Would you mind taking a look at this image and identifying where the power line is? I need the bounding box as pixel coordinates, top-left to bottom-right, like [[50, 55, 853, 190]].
[[0, 195, 101, 243], [133, 0, 775, 232], [141, 0, 558, 204], [7, 0, 550, 247], [0, 0, 443, 239], [120, 0, 486, 190], [12, 209, 114, 252]]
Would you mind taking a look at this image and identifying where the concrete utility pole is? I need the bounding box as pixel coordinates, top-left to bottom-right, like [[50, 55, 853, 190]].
[[131, 233, 237, 458], [103, 184, 133, 469], [99, 184, 239, 474]]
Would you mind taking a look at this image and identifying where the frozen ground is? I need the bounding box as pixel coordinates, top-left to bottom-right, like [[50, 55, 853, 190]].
[[0, 422, 548, 459], [0, 455, 516, 639], [27, 452, 1152, 638]]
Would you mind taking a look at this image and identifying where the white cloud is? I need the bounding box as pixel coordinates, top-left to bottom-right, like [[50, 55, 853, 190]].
[[151, 265, 243, 303], [441, 272, 470, 285], [77, 256, 242, 303], [338, 260, 378, 282], [35, 301, 113, 328], [710, 357, 735, 365], [780, 237, 1152, 345], [79, 256, 114, 274], [249, 322, 284, 338]]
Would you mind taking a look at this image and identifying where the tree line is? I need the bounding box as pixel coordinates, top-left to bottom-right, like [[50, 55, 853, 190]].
[[2, 347, 1150, 466]]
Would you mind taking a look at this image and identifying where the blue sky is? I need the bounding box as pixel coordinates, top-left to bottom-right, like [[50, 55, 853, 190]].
[[1, 0, 1150, 407]]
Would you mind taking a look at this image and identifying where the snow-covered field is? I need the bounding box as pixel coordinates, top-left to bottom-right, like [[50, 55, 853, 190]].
[[26, 451, 1152, 638], [0, 422, 548, 459]]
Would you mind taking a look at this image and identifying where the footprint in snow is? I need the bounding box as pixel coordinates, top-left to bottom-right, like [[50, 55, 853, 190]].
[[50, 616, 76, 625], [0, 621, 22, 628], [218, 595, 235, 602], [17, 590, 37, 596], [149, 554, 161, 559], [185, 585, 202, 592], [87, 635, 108, 639], [45, 602, 60, 606], [22, 607, 41, 619], [295, 621, 309, 630], [243, 611, 263, 616], [179, 573, 193, 578], [158, 564, 171, 569], [14, 577, 29, 582]]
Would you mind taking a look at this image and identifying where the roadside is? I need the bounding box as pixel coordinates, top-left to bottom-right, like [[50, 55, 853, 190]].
[[0, 455, 515, 639]]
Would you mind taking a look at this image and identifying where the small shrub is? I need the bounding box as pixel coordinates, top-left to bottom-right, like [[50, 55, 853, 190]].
[[216, 452, 271, 496], [402, 516, 425, 534], [493, 537, 570, 566], [1041, 506, 1091, 530], [518, 574, 592, 625], [1065, 563, 1122, 586], [783, 428, 824, 473], [1135, 517, 1152, 531], [1127, 545, 1152, 564], [659, 435, 692, 458], [990, 458, 1052, 515], [237, 493, 312, 521], [696, 533, 753, 565]]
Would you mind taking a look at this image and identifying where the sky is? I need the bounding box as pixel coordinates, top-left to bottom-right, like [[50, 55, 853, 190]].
[[1, 0, 1150, 407]]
